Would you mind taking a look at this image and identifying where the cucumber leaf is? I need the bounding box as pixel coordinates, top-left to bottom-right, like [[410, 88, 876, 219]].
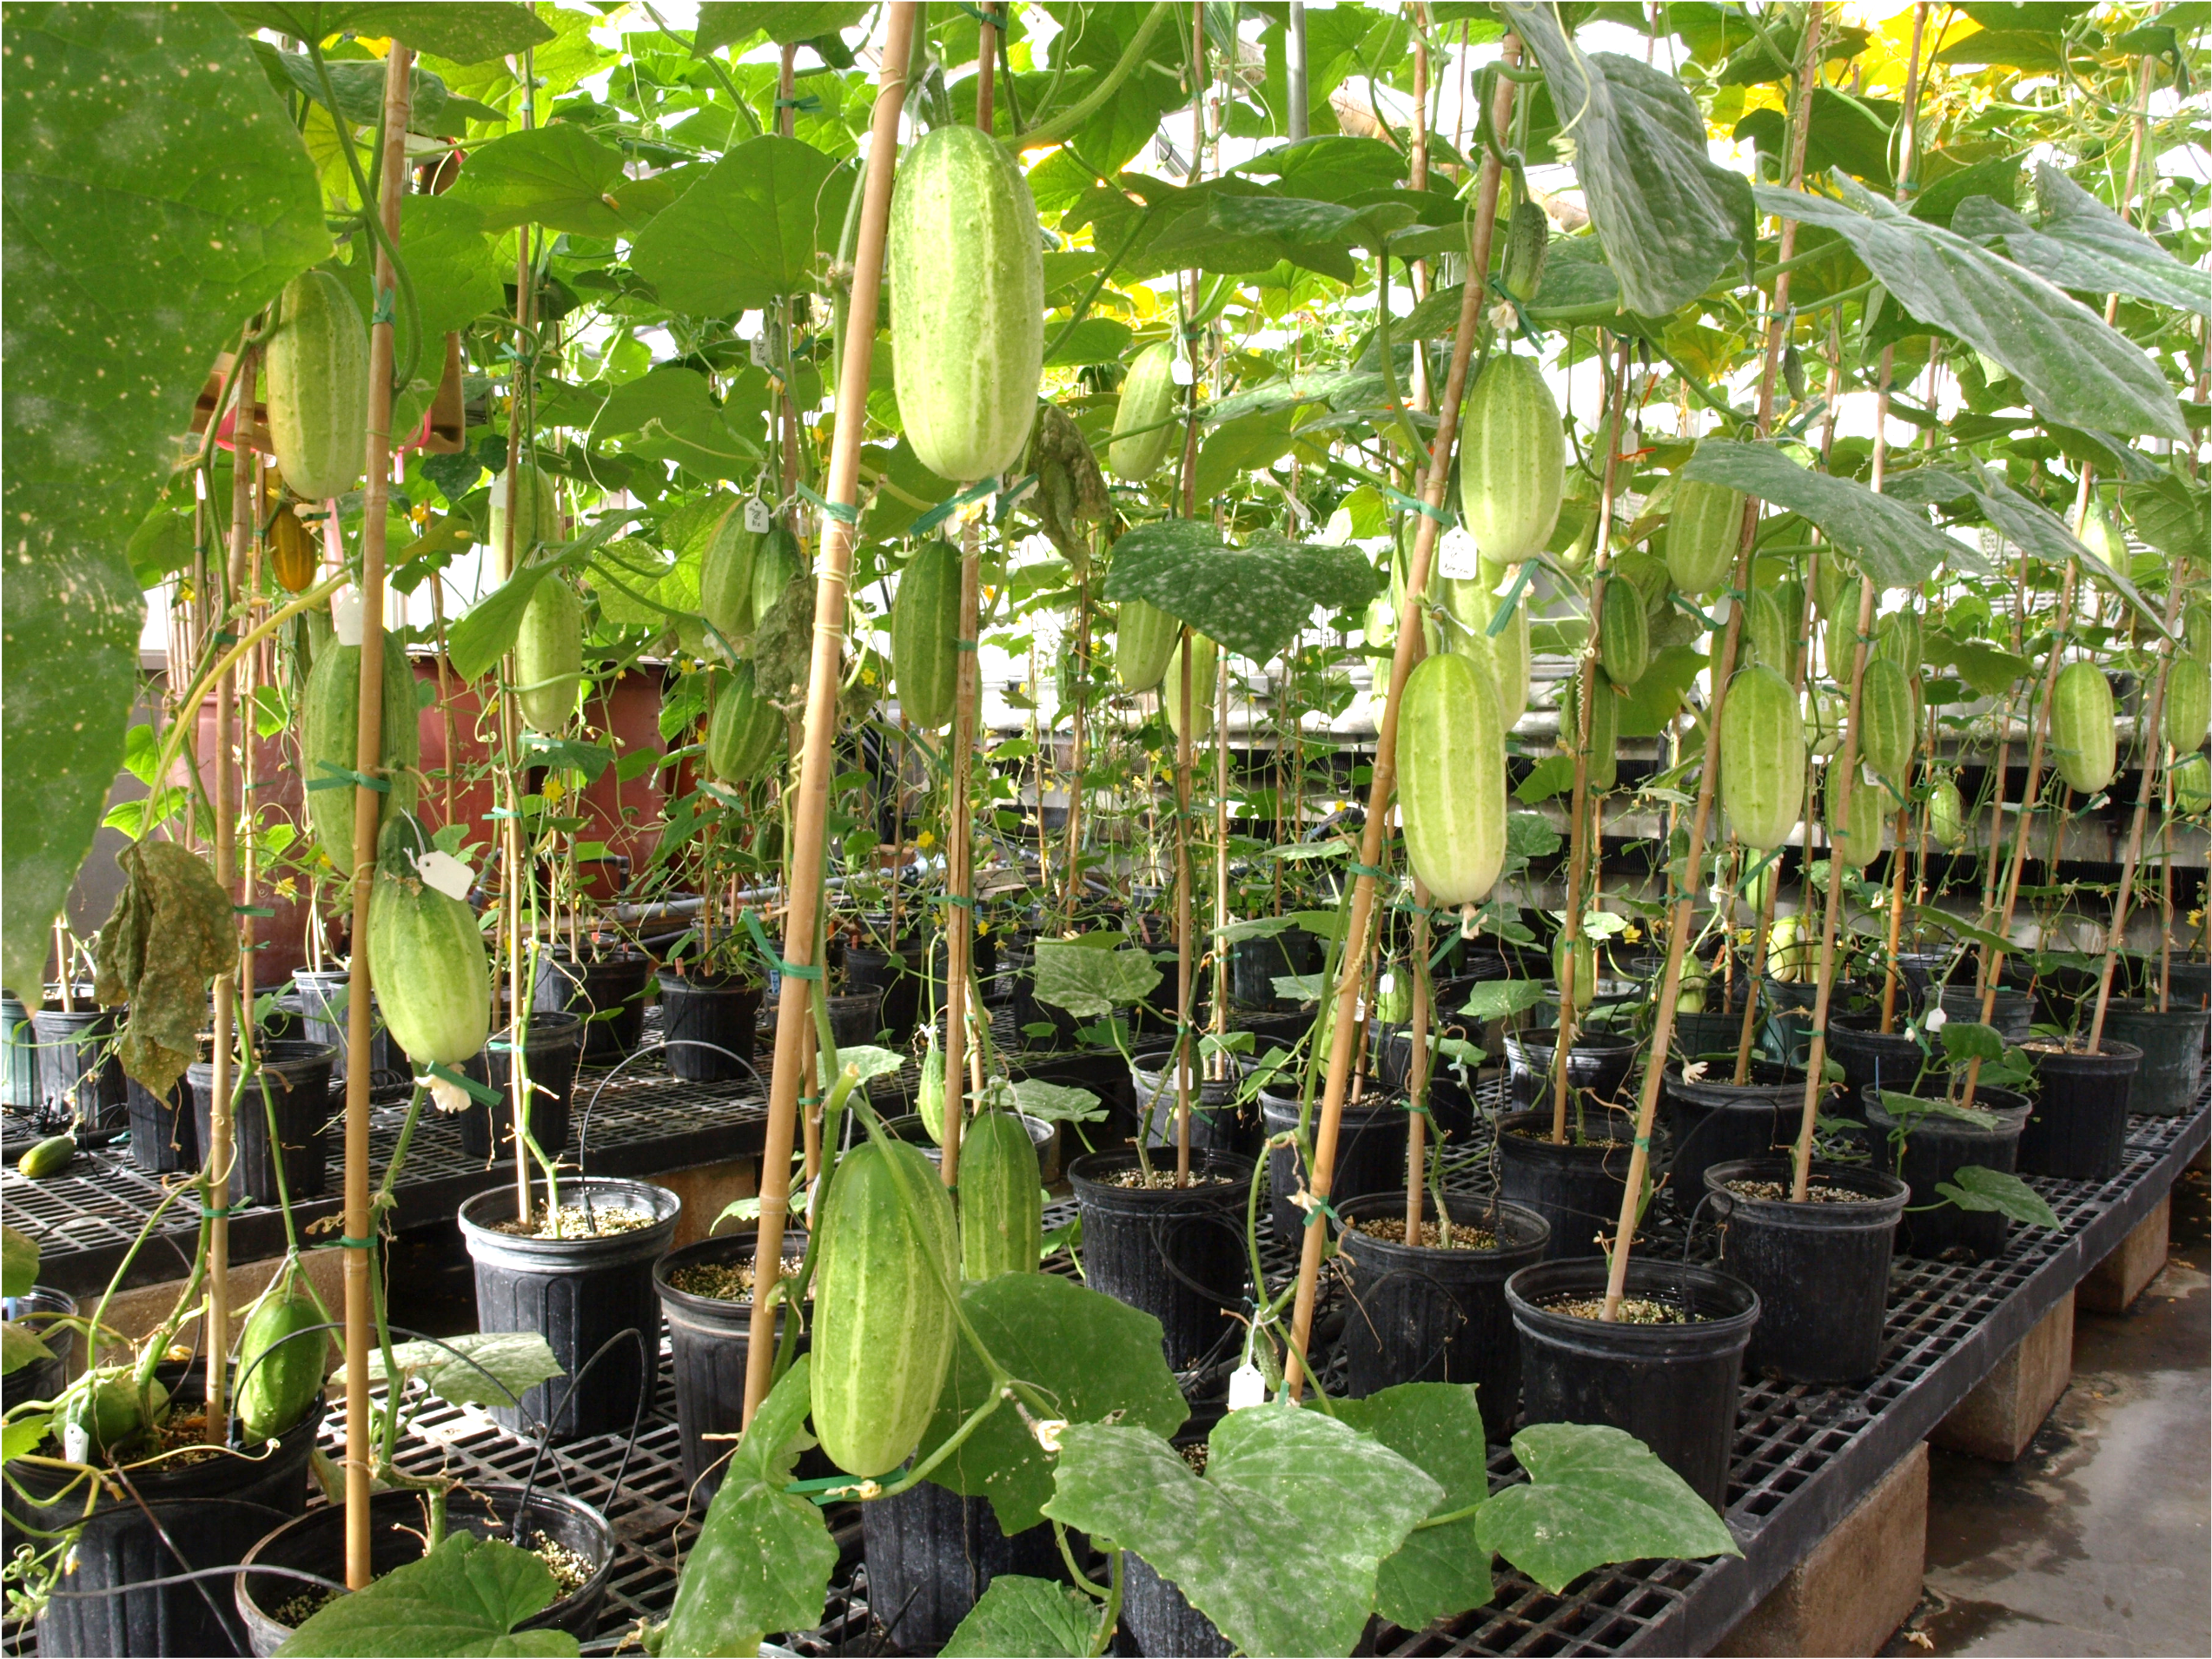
[[1935, 1165, 2061, 1230], [2, 1225, 37, 1297], [1954, 163, 2212, 318], [280, 1530, 573, 1657], [1332, 1384, 1494, 1629], [1684, 442, 1976, 591], [1103, 521, 1385, 664], [941, 1576, 1104, 1659]]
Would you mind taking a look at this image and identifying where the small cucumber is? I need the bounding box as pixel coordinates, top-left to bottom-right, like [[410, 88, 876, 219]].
[[235, 1280, 324, 1443], [18, 1133, 75, 1179]]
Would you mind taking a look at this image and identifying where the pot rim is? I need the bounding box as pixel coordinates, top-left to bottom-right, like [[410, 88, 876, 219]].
[[1334, 1192, 1551, 1259], [1504, 1258, 1761, 1343], [457, 1175, 681, 1267], [1700, 1155, 1910, 1217]]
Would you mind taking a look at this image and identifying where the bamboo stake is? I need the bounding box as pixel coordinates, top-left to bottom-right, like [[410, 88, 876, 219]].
[[341, 42, 413, 1590], [742, 3, 916, 1426], [1174, 632, 1196, 1184], [1597, 6, 1824, 1313], [1282, 40, 1518, 1399], [1403, 878, 1432, 1238]]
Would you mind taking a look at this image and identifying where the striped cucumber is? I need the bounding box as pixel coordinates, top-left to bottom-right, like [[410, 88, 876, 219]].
[[708, 662, 783, 784], [958, 1108, 1042, 1281], [366, 816, 491, 1068], [299, 633, 420, 872], [1826, 762, 1884, 869], [514, 577, 584, 733], [891, 539, 962, 730], [1399, 651, 1506, 906], [1665, 474, 1745, 595], [1719, 665, 1807, 851], [1597, 582, 1650, 686], [1115, 598, 1181, 694], [1109, 342, 1182, 482], [887, 126, 1044, 483], [2050, 661, 2116, 795], [1857, 657, 1918, 783], [1456, 353, 1563, 565], [1163, 631, 1218, 743], [699, 504, 759, 645], [265, 271, 368, 503]]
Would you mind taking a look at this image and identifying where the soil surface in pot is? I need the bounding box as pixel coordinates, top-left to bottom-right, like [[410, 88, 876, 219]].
[[1347, 1216, 1496, 1249], [1538, 1294, 1706, 1325], [665, 1254, 808, 1301], [268, 1530, 594, 1629], [493, 1204, 658, 1239], [1721, 1179, 1868, 1204], [1504, 1120, 1628, 1149], [1098, 1168, 1239, 1190]]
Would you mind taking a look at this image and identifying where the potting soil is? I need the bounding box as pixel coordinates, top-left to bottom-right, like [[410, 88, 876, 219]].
[[1719, 1179, 1868, 1204], [1348, 1215, 1497, 1249], [491, 1203, 658, 1239], [1541, 1295, 1700, 1325], [666, 1254, 809, 1301], [1100, 1167, 1240, 1190]]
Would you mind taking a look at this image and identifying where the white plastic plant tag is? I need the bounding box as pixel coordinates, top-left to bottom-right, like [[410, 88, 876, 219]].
[[63, 1418, 88, 1464], [1228, 1360, 1267, 1411], [411, 848, 474, 901], [330, 587, 364, 647], [744, 497, 773, 534], [1435, 525, 1481, 580], [1711, 592, 1734, 625], [1862, 763, 1881, 790], [1169, 354, 1195, 386], [488, 472, 511, 512], [749, 334, 774, 368]]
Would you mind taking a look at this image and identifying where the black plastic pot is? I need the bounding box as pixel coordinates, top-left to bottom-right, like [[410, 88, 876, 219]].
[[1232, 1008, 1313, 1060], [2096, 1001, 2207, 1117], [1069, 1149, 1254, 1372], [33, 1005, 128, 1128], [235, 1484, 613, 1657], [284, 971, 401, 1087], [654, 1229, 809, 1503], [1371, 1019, 1480, 1142], [1131, 1056, 1262, 1159], [1704, 1158, 1907, 1385], [1937, 984, 2036, 1042], [3, 990, 39, 1108], [844, 941, 924, 1045], [1123, 1550, 1235, 1658], [1011, 1050, 1136, 1151], [1493, 1107, 1640, 1262], [1863, 1086, 2030, 1262], [1507, 1258, 1758, 1513], [1336, 1193, 1549, 1442], [457, 1014, 585, 1161], [127, 1076, 198, 1174], [824, 989, 884, 1048], [2019, 1041, 2142, 1182], [1660, 1061, 1813, 1203], [1503, 1027, 1639, 1109], [1824, 1015, 1932, 1112], [534, 947, 652, 1063], [1226, 930, 1322, 1012], [1671, 1008, 1758, 1061], [12, 1383, 321, 1659], [2, 1286, 76, 1405], [189, 1041, 337, 1206], [654, 969, 764, 1081], [861, 1478, 1059, 1653], [458, 1177, 681, 1442], [1259, 1089, 1406, 1242]]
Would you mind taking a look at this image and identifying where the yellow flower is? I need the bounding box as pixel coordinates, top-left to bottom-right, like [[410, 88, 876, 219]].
[[1620, 925, 1641, 943], [543, 777, 566, 803], [917, 830, 937, 850], [861, 668, 878, 686]]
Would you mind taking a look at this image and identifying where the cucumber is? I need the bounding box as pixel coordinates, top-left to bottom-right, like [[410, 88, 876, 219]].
[[2174, 753, 2211, 813], [490, 463, 559, 560], [891, 539, 962, 730], [708, 662, 783, 785], [1826, 761, 1884, 870], [269, 503, 318, 593], [887, 126, 1044, 484], [1597, 582, 1650, 687], [298, 633, 421, 873], [265, 271, 368, 503], [699, 503, 759, 645], [1719, 665, 1807, 851], [2165, 654, 2210, 753], [1440, 577, 1530, 728], [1927, 776, 1967, 849], [235, 1280, 323, 1443], [1399, 651, 1505, 906], [1857, 657, 1918, 783], [811, 1139, 959, 1477], [513, 578, 584, 733], [1109, 342, 1182, 482], [1741, 585, 1787, 674], [2050, 661, 2116, 795], [957, 1108, 1042, 1281], [18, 1133, 75, 1179], [1115, 598, 1180, 694], [1456, 353, 1562, 565], [366, 816, 492, 1068], [1665, 474, 1745, 595], [1163, 631, 1218, 744], [751, 525, 803, 625]]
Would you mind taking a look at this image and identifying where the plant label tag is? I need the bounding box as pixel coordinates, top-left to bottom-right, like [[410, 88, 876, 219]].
[[1228, 1360, 1267, 1411], [1436, 526, 1481, 580], [749, 334, 774, 369], [331, 587, 364, 647], [1169, 354, 1195, 387], [1862, 763, 1881, 790], [63, 1418, 88, 1464], [744, 498, 773, 534], [411, 848, 474, 901], [1711, 592, 1734, 625]]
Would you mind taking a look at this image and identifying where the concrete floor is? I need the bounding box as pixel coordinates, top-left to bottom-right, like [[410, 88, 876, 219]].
[[1884, 1166, 2211, 1657]]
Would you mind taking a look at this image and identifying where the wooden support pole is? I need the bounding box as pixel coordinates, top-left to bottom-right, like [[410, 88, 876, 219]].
[[742, 3, 916, 1426]]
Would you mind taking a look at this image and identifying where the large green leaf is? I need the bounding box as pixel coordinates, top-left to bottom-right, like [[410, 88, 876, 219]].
[[1474, 1423, 1738, 1595], [1736, 89, 1899, 191], [1504, 3, 1755, 317], [1232, 137, 1407, 203], [1683, 443, 1977, 590], [1193, 406, 1301, 501], [694, 2, 868, 54], [1754, 175, 2188, 440], [662, 1358, 837, 1659], [279, 1531, 574, 1657], [630, 137, 851, 315], [923, 1273, 1188, 1534], [1044, 1405, 1441, 1658], [1, 1224, 37, 1299], [592, 366, 763, 480], [2, 2, 328, 998], [361, 1332, 563, 1411], [1103, 521, 1385, 664], [1954, 162, 2212, 318], [1332, 1385, 1493, 1630], [1030, 938, 1161, 1019], [224, 3, 553, 63], [1935, 1165, 2061, 1230], [3, 1321, 54, 1378], [941, 1576, 1103, 1659], [447, 124, 647, 237]]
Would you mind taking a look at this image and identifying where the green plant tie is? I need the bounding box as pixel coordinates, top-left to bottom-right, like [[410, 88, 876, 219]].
[[1378, 483, 1452, 527], [954, 638, 979, 651], [424, 1061, 501, 1107], [1300, 1191, 1344, 1228], [234, 903, 275, 917], [306, 759, 389, 793], [954, 2, 1004, 26], [937, 893, 976, 908], [744, 911, 821, 980], [994, 473, 1039, 525], [1347, 860, 1388, 881], [795, 481, 857, 525], [774, 93, 824, 113], [1484, 273, 1544, 347], [911, 479, 998, 535], [1486, 561, 1536, 638], [201, 1204, 231, 1219]]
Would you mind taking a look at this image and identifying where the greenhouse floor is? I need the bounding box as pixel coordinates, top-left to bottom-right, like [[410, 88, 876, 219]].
[[1885, 1165, 2209, 1659]]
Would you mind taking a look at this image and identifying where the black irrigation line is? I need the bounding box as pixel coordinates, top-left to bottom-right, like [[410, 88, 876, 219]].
[[8, 1061, 2201, 1656]]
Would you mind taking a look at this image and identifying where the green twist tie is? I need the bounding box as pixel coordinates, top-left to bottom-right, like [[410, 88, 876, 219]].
[[745, 911, 822, 980], [774, 93, 824, 113], [1380, 484, 1452, 527], [326, 1236, 378, 1252], [1300, 1191, 1344, 1228], [1486, 561, 1535, 638], [911, 479, 998, 536], [937, 893, 976, 909], [1347, 861, 1388, 880], [795, 482, 857, 525], [306, 760, 390, 794], [425, 1061, 500, 1107], [954, 638, 979, 652], [201, 1204, 232, 1219]]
